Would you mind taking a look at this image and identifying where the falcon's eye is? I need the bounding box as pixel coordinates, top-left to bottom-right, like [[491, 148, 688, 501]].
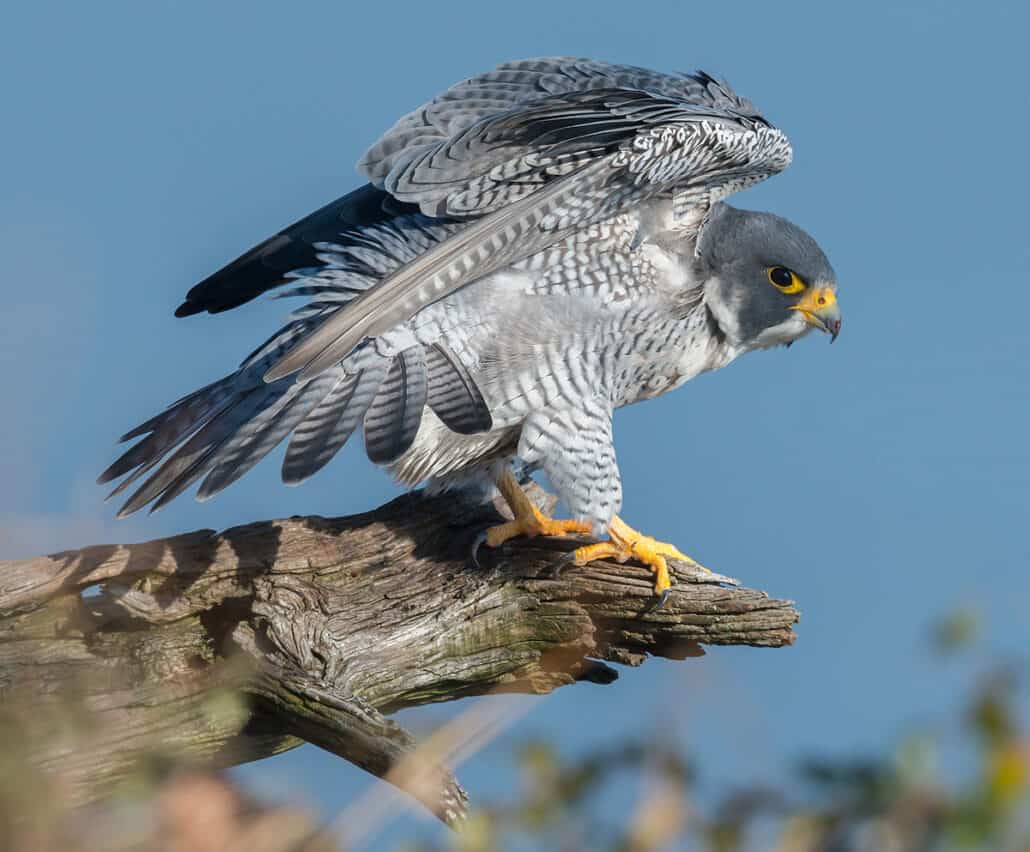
[[767, 266, 805, 294]]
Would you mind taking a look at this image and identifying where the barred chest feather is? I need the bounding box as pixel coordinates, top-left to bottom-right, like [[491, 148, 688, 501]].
[[609, 307, 725, 407], [388, 211, 743, 486]]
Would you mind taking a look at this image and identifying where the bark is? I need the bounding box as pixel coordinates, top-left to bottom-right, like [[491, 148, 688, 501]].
[[0, 487, 798, 824]]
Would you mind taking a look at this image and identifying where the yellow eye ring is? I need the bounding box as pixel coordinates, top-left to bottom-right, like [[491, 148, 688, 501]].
[[767, 267, 806, 294]]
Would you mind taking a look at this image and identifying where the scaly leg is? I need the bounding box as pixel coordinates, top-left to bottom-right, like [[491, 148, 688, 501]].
[[479, 470, 593, 551], [572, 516, 707, 602]]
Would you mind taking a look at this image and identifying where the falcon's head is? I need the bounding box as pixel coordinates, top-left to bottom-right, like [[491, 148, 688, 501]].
[[698, 203, 840, 349]]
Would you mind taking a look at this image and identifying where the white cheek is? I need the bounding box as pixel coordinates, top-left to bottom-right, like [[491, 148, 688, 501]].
[[704, 277, 747, 341], [750, 313, 811, 349]]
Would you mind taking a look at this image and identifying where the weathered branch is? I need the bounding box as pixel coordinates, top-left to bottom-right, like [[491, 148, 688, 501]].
[[0, 488, 798, 823]]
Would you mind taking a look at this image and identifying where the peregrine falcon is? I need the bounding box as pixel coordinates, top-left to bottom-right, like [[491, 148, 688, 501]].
[[100, 57, 840, 602]]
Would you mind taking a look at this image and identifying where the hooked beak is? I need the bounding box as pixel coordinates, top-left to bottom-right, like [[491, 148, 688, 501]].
[[791, 287, 841, 342]]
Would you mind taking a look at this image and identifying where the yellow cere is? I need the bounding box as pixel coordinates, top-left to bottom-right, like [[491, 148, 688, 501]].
[[791, 286, 837, 314]]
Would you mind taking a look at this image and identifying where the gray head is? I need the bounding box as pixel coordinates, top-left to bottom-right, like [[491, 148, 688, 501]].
[[697, 203, 840, 349]]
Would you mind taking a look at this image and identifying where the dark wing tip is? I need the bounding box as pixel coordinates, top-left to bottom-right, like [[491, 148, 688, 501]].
[[173, 185, 400, 320], [174, 300, 202, 318]]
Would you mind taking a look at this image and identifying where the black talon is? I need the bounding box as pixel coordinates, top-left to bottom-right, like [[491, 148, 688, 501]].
[[469, 530, 488, 569], [654, 588, 671, 611], [550, 550, 577, 579]]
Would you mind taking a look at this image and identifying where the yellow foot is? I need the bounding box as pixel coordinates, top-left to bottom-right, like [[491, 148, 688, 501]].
[[572, 516, 707, 601], [484, 503, 592, 548], [472, 469, 592, 566]]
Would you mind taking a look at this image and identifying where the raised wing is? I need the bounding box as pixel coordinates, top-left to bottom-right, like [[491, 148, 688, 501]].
[[360, 56, 771, 214], [100, 212, 490, 516], [263, 57, 791, 382]]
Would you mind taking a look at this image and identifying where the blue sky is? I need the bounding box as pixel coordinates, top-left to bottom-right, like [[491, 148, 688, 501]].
[[2, 0, 1028, 847]]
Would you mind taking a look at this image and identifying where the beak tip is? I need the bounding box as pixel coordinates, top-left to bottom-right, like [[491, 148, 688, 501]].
[[793, 289, 841, 343]]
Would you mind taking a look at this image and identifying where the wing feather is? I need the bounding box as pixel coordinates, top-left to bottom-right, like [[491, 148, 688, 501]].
[[363, 346, 427, 464], [103, 214, 453, 513], [173, 184, 404, 317], [280, 359, 389, 484], [425, 342, 492, 434], [115, 386, 273, 517], [196, 369, 343, 499], [98, 375, 239, 486], [264, 59, 791, 383], [264, 157, 618, 382]]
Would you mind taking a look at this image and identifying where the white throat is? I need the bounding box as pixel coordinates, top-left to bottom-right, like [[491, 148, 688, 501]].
[[703, 277, 813, 352], [750, 313, 812, 349]]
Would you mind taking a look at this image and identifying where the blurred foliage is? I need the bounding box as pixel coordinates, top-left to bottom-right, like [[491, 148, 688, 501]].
[[0, 606, 1025, 851], [0, 687, 333, 852], [405, 607, 1029, 852], [0, 762, 334, 852]]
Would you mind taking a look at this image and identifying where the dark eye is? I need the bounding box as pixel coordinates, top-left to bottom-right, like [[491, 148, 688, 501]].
[[766, 266, 805, 294]]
